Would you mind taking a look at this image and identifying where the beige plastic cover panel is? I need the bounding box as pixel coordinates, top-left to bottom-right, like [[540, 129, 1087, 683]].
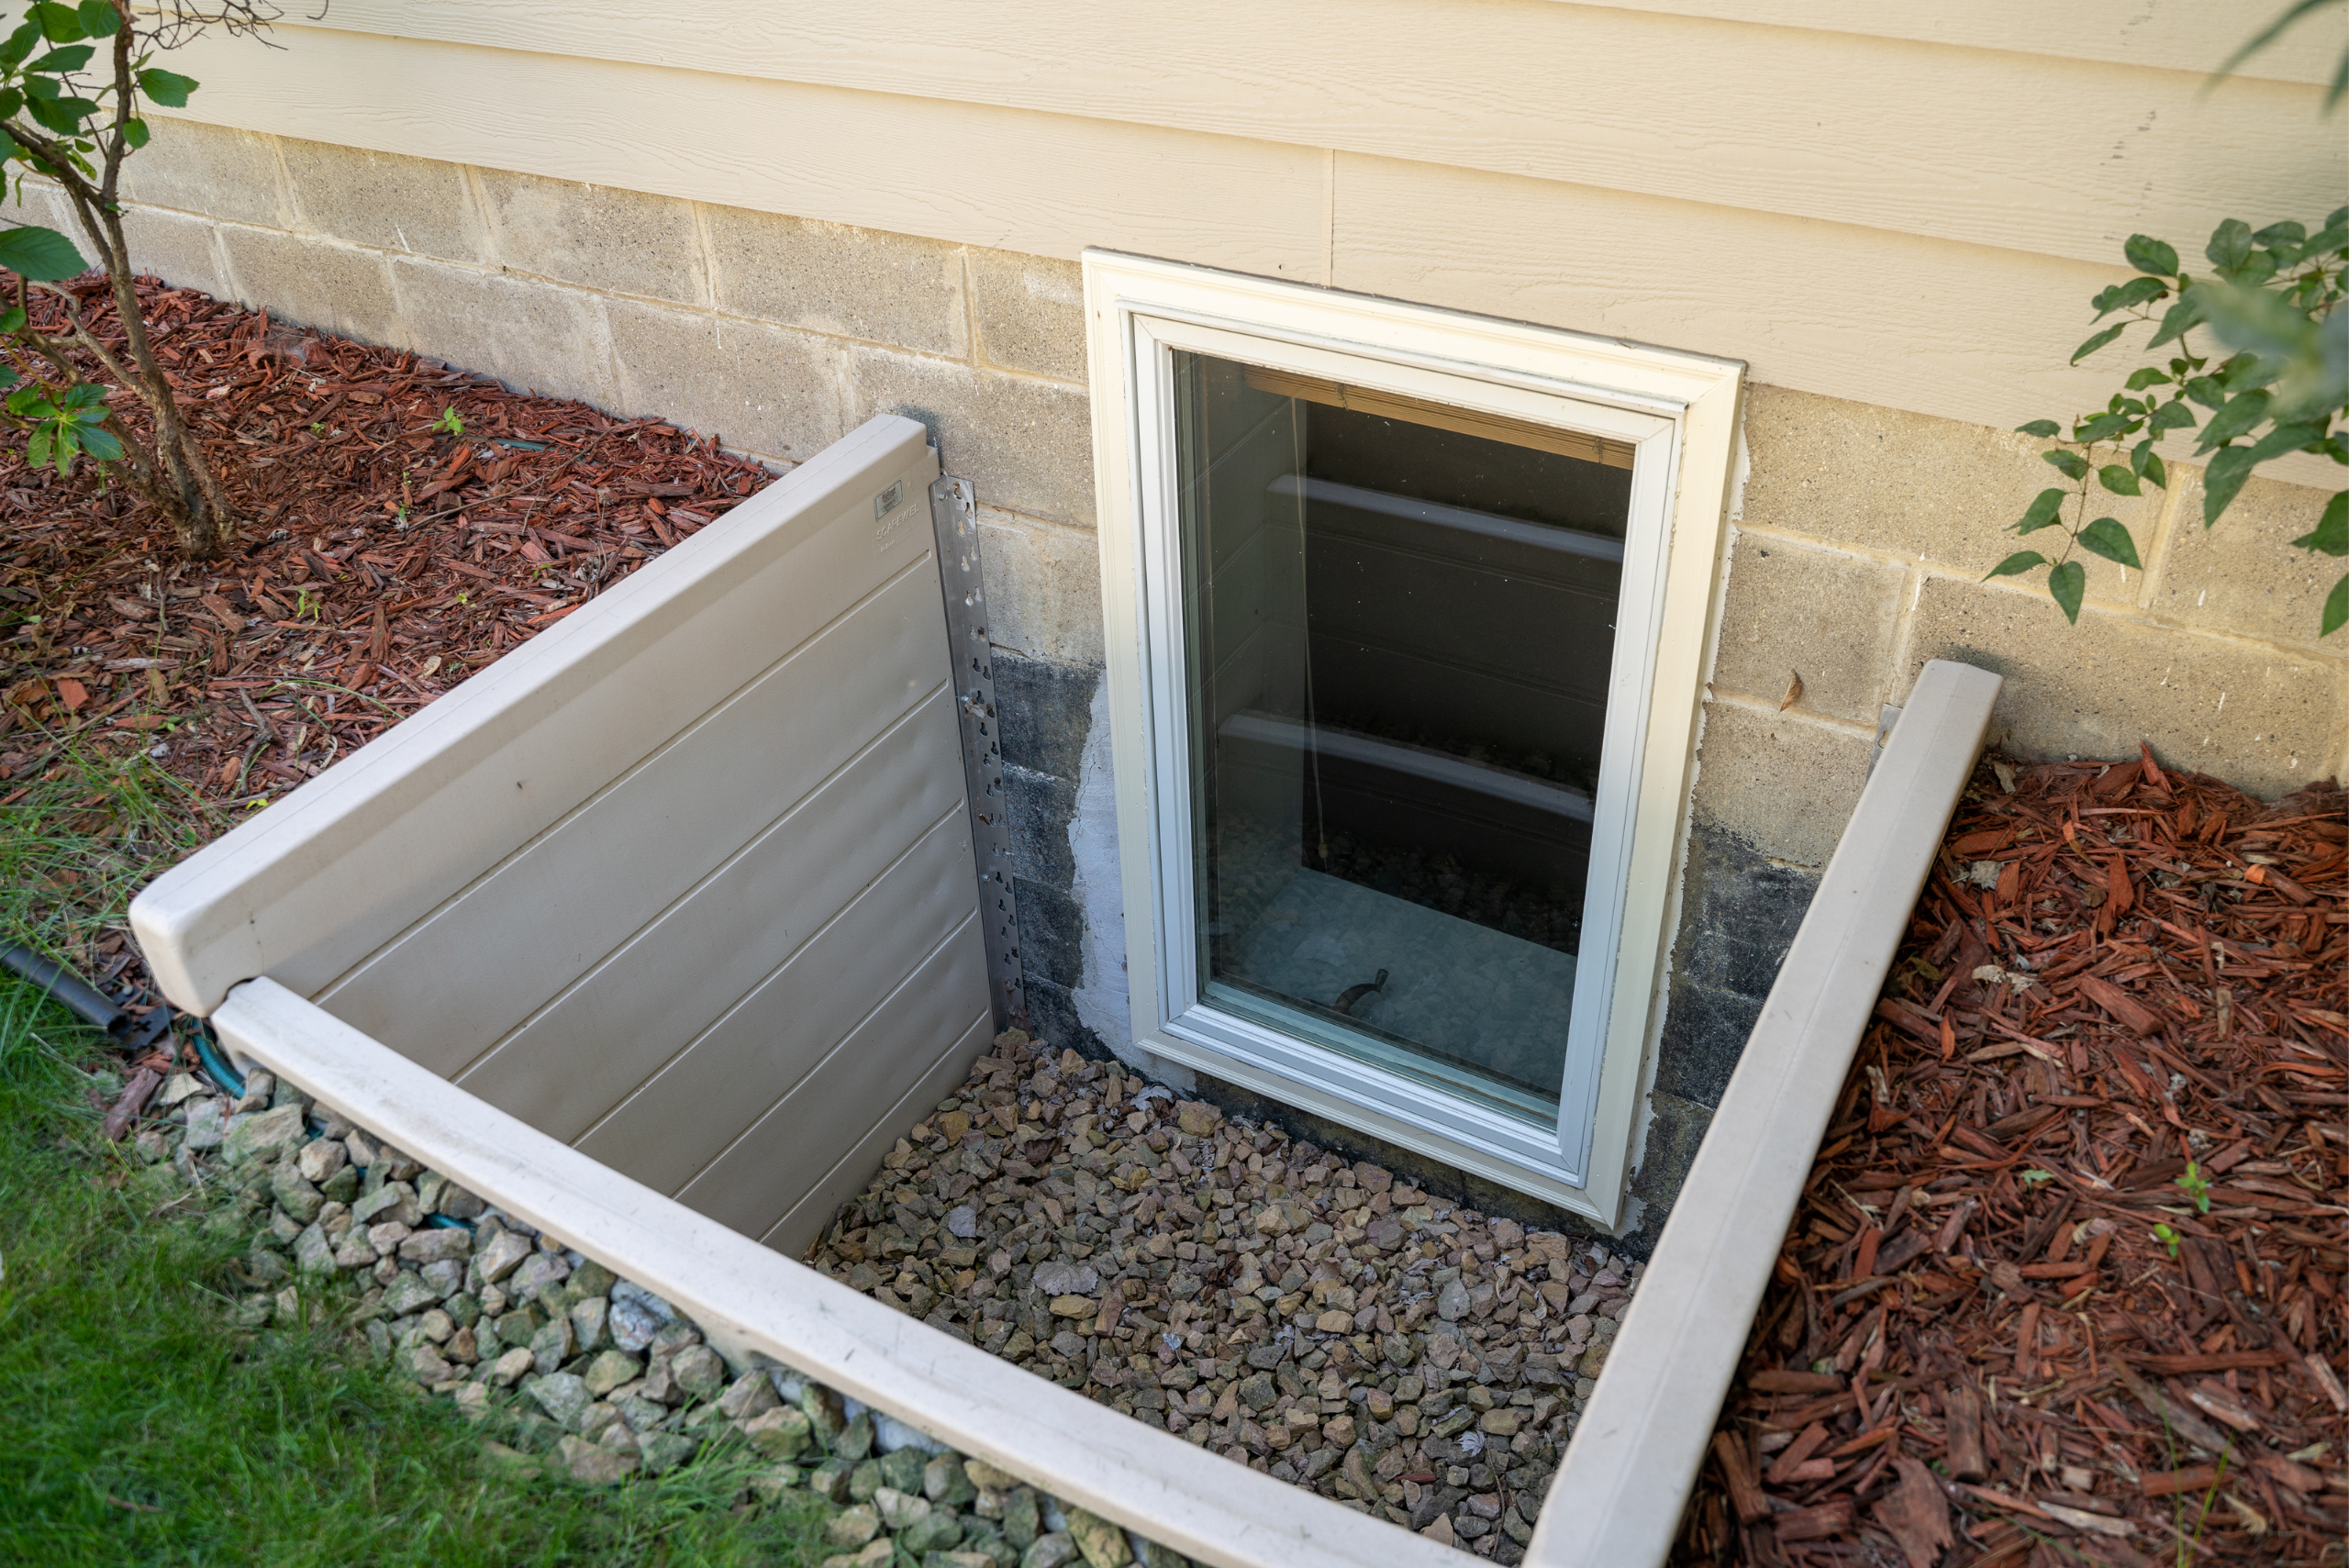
[[131, 415, 995, 1251]]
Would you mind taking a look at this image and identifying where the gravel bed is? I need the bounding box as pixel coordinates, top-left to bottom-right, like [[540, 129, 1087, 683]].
[[803, 1032, 1646, 1561], [128, 1062, 1199, 1568]]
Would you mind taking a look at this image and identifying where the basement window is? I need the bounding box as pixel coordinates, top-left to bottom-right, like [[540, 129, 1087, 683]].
[[1084, 253, 1742, 1224]]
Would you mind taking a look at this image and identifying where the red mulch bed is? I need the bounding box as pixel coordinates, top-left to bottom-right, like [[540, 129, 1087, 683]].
[[1674, 751, 2346, 1568], [0, 272, 770, 812]]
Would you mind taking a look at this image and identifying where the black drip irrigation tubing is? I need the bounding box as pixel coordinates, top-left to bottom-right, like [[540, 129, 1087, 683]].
[[0, 941, 241, 1096]]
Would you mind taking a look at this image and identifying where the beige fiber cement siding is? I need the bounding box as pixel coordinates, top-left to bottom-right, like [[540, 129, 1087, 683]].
[[131, 417, 996, 1247], [148, 6, 2343, 468]]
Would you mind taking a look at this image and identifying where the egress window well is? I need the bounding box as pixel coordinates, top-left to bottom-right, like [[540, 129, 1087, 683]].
[[1083, 253, 1743, 1223]]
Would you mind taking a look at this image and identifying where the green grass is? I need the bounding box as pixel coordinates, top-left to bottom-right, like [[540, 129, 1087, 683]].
[[0, 745, 834, 1566]]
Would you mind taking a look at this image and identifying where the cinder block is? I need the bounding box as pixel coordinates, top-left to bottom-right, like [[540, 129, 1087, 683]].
[[1902, 574, 2345, 798], [220, 227, 402, 346], [2151, 465, 2344, 651], [474, 168, 704, 306], [706, 206, 965, 358], [1628, 1090, 1712, 1230], [1654, 822, 1819, 1108], [118, 207, 228, 299], [277, 137, 493, 264], [1710, 535, 1905, 724], [389, 256, 614, 409], [607, 296, 843, 462], [1740, 384, 2158, 608], [850, 349, 1091, 527], [1689, 700, 1874, 870], [1, 176, 74, 242], [969, 249, 1085, 383], [119, 118, 290, 228], [977, 507, 1103, 666]]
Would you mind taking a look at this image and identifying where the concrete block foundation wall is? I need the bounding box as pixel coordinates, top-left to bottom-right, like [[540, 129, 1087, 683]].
[[59, 119, 2348, 1247]]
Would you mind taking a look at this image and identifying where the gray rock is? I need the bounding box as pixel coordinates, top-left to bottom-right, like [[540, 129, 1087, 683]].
[[509, 1251, 570, 1302], [182, 1097, 227, 1151], [557, 1292, 602, 1348], [526, 1372, 596, 1429], [946, 1204, 981, 1239], [1065, 1508, 1133, 1568], [1436, 1278, 1474, 1322], [609, 1296, 662, 1353], [874, 1485, 933, 1530], [352, 1182, 422, 1229], [616, 1395, 669, 1432], [295, 1136, 347, 1184], [529, 1315, 577, 1375], [399, 1226, 473, 1265], [221, 1103, 306, 1164], [740, 1407, 812, 1460], [292, 1223, 337, 1274], [380, 1271, 440, 1318], [1021, 1533, 1079, 1568], [583, 1350, 641, 1396], [488, 1347, 535, 1387], [270, 1162, 324, 1223], [670, 1343, 727, 1399], [555, 1432, 636, 1485], [718, 1371, 779, 1421], [475, 1228, 533, 1284], [637, 1431, 696, 1476], [436, 1184, 486, 1222], [395, 1342, 453, 1385], [1030, 1262, 1099, 1296], [421, 1259, 468, 1299]]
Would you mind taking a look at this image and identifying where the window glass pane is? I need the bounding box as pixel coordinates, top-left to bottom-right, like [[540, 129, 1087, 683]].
[[1175, 350, 1631, 1122]]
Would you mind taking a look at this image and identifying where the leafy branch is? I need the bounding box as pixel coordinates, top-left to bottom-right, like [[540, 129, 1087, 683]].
[[1998, 211, 2348, 636]]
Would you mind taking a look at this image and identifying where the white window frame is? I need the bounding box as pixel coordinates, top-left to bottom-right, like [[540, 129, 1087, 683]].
[[1082, 251, 1742, 1227]]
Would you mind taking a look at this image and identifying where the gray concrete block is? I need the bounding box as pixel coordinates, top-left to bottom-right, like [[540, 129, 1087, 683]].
[[1689, 701, 1875, 871], [1711, 536, 1906, 725], [219, 228, 402, 346], [475, 168, 704, 306], [1005, 763, 1077, 891], [1013, 875, 1085, 992], [119, 207, 228, 299], [1902, 574, 2344, 798], [606, 296, 843, 462], [994, 652, 1098, 784], [1, 177, 75, 242], [1628, 1091, 1713, 1234], [977, 508, 1103, 667], [849, 349, 1092, 527], [1739, 383, 2156, 610], [1021, 974, 1106, 1059], [968, 249, 1085, 383], [119, 119, 290, 228], [2151, 465, 2344, 652], [706, 206, 965, 357], [389, 256, 613, 409], [1653, 822, 1818, 1108], [278, 137, 493, 264]]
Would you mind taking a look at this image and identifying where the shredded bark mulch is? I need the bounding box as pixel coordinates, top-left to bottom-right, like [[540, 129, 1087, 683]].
[[1675, 751, 2346, 1568], [0, 272, 770, 815]]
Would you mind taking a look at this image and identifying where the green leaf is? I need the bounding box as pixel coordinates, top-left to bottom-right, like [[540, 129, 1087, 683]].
[[2091, 276, 2167, 316], [2017, 487, 2068, 534], [30, 1, 82, 41], [26, 42, 93, 72], [2207, 218, 2254, 272], [2194, 389, 2272, 452], [49, 419, 76, 473], [119, 115, 145, 150], [2043, 450, 2089, 481], [0, 88, 22, 120], [2323, 572, 2348, 638], [0, 364, 17, 391], [2097, 463, 2142, 496], [2123, 235, 2180, 278], [2070, 323, 2129, 363], [76, 421, 117, 460], [74, 0, 116, 36], [0, 19, 40, 67], [59, 380, 103, 408], [5, 384, 43, 416], [2078, 517, 2142, 569], [2242, 421, 2326, 465], [0, 223, 85, 280], [2074, 412, 2134, 443], [0, 306, 25, 333], [2014, 419, 2062, 438], [26, 423, 51, 468], [2123, 367, 2172, 391], [2132, 441, 2167, 488], [2202, 445, 2261, 526], [2253, 220, 2308, 250], [2291, 493, 2349, 557], [27, 94, 95, 134], [136, 68, 196, 108], [2149, 399, 2199, 433], [2046, 560, 2086, 623], [1985, 550, 2047, 580], [2145, 296, 2204, 350]]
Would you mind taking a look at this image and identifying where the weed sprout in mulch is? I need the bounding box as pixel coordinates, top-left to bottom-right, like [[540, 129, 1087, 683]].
[[0, 273, 771, 823], [1677, 751, 2345, 1568]]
